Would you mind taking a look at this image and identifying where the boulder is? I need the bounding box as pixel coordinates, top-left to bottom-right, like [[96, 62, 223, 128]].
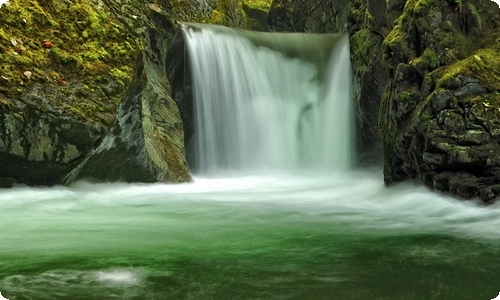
[[65, 28, 191, 184]]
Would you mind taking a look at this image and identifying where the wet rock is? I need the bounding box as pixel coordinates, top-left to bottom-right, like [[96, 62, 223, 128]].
[[0, 0, 143, 186], [0, 177, 18, 188], [379, 0, 500, 202], [0, 108, 103, 185], [454, 82, 489, 98], [65, 29, 191, 184]]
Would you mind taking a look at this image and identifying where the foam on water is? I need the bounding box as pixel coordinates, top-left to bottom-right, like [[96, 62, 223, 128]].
[[1, 171, 500, 244], [0, 269, 146, 300], [1, 172, 500, 299]]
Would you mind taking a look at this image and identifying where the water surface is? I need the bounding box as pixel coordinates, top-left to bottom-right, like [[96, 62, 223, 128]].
[[1, 170, 499, 299]]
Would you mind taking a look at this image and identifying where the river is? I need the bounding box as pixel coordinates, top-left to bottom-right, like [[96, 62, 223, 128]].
[[1, 171, 500, 299], [2, 24, 499, 300]]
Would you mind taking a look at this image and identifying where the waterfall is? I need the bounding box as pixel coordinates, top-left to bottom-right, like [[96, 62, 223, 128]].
[[182, 24, 354, 175]]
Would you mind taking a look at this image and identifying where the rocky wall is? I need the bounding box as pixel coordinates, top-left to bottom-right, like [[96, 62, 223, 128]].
[[0, 0, 142, 186], [0, 0, 243, 186], [379, 0, 500, 202]]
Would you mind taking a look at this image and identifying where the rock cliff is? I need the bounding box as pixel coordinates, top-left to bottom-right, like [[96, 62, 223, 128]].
[[380, 0, 500, 202], [0, 0, 242, 186], [0, 0, 139, 186]]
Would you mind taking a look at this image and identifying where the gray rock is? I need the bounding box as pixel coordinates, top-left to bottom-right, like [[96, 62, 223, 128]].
[[454, 82, 488, 98], [65, 29, 191, 184], [0, 108, 102, 185]]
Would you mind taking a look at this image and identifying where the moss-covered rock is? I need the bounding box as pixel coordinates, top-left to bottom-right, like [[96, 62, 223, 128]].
[[0, 0, 139, 124], [65, 28, 191, 184], [0, 0, 141, 185], [379, 0, 500, 202], [242, 0, 272, 31]]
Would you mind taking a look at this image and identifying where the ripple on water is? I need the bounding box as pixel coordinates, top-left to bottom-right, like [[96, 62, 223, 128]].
[[0, 268, 146, 299]]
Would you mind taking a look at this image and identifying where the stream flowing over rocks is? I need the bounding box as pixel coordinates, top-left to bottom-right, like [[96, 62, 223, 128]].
[[1, 0, 500, 202]]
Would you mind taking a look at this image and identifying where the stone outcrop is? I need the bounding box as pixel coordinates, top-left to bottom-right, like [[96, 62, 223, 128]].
[[0, 108, 103, 186], [379, 0, 500, 202], [65, 28, 191, 184], [0, 0, 140, 187], [0, 0, 244, 186]]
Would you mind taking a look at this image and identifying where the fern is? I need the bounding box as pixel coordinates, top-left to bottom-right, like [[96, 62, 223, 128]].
[[467, 3, 482, 30]]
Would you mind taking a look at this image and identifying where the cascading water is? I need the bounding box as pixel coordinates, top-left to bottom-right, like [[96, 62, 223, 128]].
[[5, 22, 498, 300], [182, 24, 355, 175]]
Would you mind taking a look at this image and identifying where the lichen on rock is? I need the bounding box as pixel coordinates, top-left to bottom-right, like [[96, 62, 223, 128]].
[[0, 0, 143, 186], [379, 0, 500, 202], [0, 0, 140, 124], [65, 29, 191, 184]]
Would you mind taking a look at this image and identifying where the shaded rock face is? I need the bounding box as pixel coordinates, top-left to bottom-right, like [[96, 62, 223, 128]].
[[268, 0, 348, 33], [65, 27, 191, 184], [0, 108, 103, 186], [379, 0, 500, 202], [166, 32, 195, 151]]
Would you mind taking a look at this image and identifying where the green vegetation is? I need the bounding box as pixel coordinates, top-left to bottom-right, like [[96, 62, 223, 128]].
[[0, 0, 140, 123], [242, 0, 272, 11], [434, 35, 500, 90]]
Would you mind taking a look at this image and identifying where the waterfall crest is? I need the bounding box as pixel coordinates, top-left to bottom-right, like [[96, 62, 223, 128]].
[[182, 24, 354, 175]]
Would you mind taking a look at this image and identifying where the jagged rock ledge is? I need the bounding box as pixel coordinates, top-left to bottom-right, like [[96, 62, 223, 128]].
[[379, 0, 500, 203], [65, 29, 191, 184]]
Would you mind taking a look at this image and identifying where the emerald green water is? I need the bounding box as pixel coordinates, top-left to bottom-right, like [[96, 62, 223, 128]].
[[1, 171, 500, 299]]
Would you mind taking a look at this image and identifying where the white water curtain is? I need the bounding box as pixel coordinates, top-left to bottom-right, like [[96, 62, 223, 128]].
[[183, 25, 354, 175]]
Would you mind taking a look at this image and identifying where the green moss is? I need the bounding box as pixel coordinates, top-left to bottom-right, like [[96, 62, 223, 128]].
[[411, 48, 439, 71], [242, 0, 272, 11], [0, 0, 140, 123], [110, 66, 133, 91], [352, 29, 383, 66], [242, 11, 258, 29], [414, 0, 437, 13], [210, 9, 227, 24], [467, 3, 482, 30], [436, 44, 500, 91], [383, 21, 410, 63], [420, 112, 433, 122], [399, 90, 414, 101]]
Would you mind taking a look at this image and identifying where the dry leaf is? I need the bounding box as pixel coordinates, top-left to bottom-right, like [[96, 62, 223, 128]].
[[23, 71, 32, 79]]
